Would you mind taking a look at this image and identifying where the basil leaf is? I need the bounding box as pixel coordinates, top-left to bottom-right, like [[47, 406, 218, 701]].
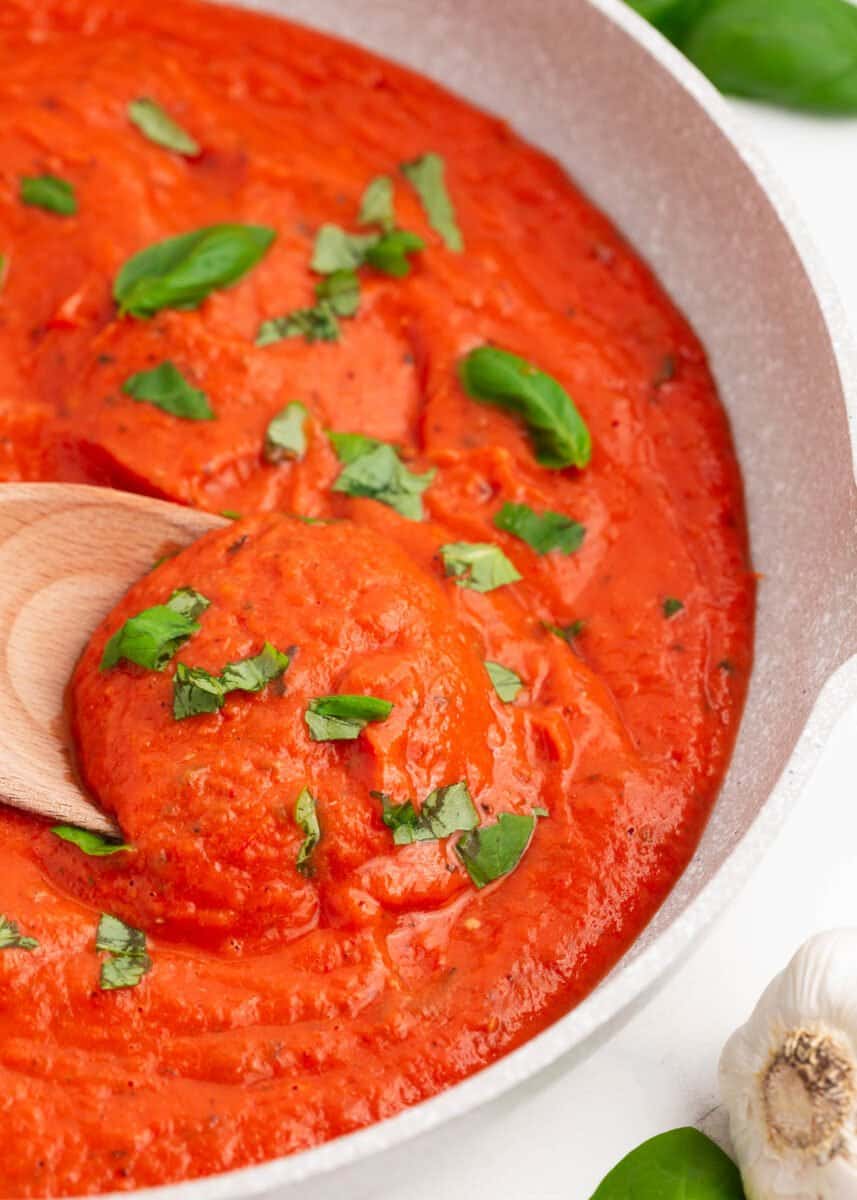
[[164, 587, 210, 621], [256, 304, 340, 346], [172, 663, 225, 719], [625, 0, 707, 41], [295, 788, 321, 875], [485, 661, 523, 702], [663, 597, 684, 618], [101, 587, 208, 671], [100, 954, 153, 990], [364, 229, 424, 278], [219, 642, 290, 693], [439, 541, 522, 593], [328, 431, 381, 464], [330, 434, 435, 521], [359, 175, 396, 232], [20, 174, 77, 216], [51, 826, 131, 856], [0, 915, 38, 951], [400, 153, 463, 252], [316, 269, 360, 317], [128, 97, 200, 156], [96, 913, 146, 956], [460, 346, 591, 470], [680, 0, 857, 114], [115, 223, 275, 318], [311, 224, 380, 274], [305, 694, 393, 742], [455, 812, 537, 888], [265, 402, 308, 464], [381, 781, 478, 845], [96, 914, 152, 991], [0, 254, 7, 292], [589, 1127, 744, 1199], [494, 501, 585, 555], [122, 361, 214, 420], [545, 618, 586, 644]]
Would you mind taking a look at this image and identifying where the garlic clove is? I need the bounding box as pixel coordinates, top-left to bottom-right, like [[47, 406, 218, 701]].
[[720, 930, 857, 1199]]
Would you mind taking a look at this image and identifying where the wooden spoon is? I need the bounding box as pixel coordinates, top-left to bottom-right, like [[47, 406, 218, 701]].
[[0, 483, 226, 836]]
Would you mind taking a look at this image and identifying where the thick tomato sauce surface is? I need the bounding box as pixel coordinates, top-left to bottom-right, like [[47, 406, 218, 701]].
[[0, 0, 754, 1194]]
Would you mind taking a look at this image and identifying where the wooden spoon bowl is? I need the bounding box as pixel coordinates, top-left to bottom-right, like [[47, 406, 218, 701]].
[[0, 483, 225, 835]]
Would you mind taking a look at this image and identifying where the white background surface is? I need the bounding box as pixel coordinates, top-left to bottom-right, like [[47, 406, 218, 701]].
[[365, 99, 857, 1200]]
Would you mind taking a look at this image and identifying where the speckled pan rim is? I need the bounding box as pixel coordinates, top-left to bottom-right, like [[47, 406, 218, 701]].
[[97, 1, 857, 1196]]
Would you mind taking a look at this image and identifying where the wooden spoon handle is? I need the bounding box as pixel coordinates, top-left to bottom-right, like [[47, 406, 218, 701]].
[[0, 484, 225, 835]]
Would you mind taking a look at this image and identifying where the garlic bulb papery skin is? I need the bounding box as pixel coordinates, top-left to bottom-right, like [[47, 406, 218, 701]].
[[720, 930, 857, 1199]]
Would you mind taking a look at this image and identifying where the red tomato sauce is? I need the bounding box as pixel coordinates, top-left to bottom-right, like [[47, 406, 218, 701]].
[[0, 0, 754, 1194]]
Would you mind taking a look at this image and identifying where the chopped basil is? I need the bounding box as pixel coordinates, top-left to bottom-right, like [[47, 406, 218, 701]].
[[295, 788, 321, 875], [220, 642, 290, 693], [365, 229, 424, 278], [456, 812, 538, 888], [163, 587, 211, 621], [122, 360, 213, 420], [590, 1126, 744, 1199], [329, 432, 435, 520], [20, 174, 77, 216], [256, 304, 340, 346], [380, 781, 478, 845], [494, 501, 585, 555], [485, 661, 523, 702], [114, 223, 275, 318], [305, 693, 393, 741], [439, 542, 522, 593], [101, 587, 210, 671], [51, 826, 131, 856], [0, 915, 38, 951], [128, 97, 200, 156], [328, 431, 380, 463], [173, 663, 225, 719], [400, 153, 463, 252], [173, 643, 290, 720], [663, 597, 684, 618], [311, 224, 380, 274], [359, 175, 396, 232], [545, 618, 586, 644], [316, 269, 360, 316], [96, 913, 151, 991], [0, 254, 8, 291], [265, 402, 308, 464], [221, 509, 242, 520], [460, 346, 591, 470]]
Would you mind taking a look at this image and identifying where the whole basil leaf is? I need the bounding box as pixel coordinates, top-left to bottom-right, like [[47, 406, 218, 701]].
[[115, 223, 275, 318], [680, 0, 857, 113], [589, 1127, 744, 1199], [460, 346, 591, 470]]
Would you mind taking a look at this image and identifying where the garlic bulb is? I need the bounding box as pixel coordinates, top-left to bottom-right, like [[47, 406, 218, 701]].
[[719, 930, 857, 1199]]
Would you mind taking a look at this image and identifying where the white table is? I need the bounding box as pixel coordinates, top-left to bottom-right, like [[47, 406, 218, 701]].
[[363, 100, 857, 1200]]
